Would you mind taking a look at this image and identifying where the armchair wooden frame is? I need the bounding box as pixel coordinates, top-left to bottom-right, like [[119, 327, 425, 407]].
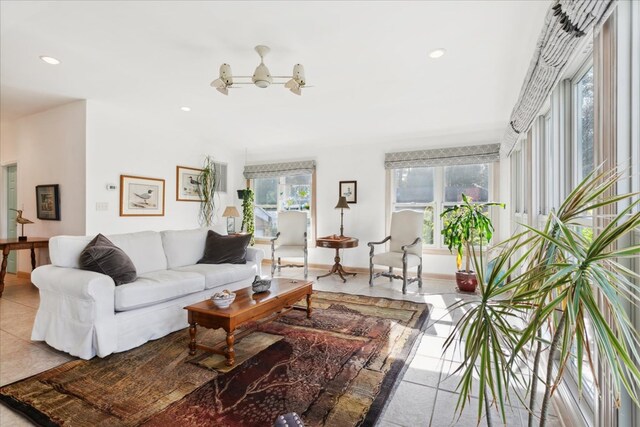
[[270, 231, 308, 278], [368, 236, 423, 294]]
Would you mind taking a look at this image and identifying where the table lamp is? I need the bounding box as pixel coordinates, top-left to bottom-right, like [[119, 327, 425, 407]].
[[222, 206, 240, 234], [335, 196, 350, 237]]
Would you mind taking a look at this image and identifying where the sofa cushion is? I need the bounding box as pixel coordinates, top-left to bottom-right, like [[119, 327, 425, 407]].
[[79, 234, 137, 285], [49, 235, 93, 268], [115, 270, 205, 311], [198, 231, 252, 265], [108, 231, 167, 275], [160, 228, 208, 269], [174, 263, 257, 289]]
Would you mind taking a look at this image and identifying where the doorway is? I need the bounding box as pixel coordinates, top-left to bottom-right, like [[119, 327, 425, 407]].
[[6, 165, 17, 273]]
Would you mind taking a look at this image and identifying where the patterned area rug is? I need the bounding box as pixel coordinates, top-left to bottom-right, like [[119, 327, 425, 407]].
[[0, 292, 430, 427]]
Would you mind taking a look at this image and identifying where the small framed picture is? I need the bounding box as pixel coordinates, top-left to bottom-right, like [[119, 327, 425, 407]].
[[120, 175, 165, 216], [176, 166, 203, 202], [35, 184, 60, 220], [339, 181, 357, 204]]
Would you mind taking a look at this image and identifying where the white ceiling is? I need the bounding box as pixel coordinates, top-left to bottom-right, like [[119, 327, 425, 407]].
[[0, 1, 549, 151]]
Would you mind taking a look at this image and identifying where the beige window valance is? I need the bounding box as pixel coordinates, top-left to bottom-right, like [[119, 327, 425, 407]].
[[243, 160, 316, 179], [384, 143, 500, 169]]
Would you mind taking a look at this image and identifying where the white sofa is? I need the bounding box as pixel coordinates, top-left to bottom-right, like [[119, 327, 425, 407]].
[[30, 229, 264, 360]]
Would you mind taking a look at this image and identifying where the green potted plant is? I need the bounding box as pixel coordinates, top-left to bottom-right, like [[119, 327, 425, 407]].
[[440, 194, 504, 292], [443, 169, 640, 426], [240, 188, 255, 245], [198, 156, 218, 227]]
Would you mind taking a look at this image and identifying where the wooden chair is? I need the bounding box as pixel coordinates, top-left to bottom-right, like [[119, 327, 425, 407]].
[[368, 210, 424, 294], [270, 211, 308, 278]]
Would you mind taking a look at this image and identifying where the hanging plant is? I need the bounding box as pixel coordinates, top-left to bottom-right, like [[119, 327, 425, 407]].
[[198, 156, 218, 227], [240, 188, 255, 245]]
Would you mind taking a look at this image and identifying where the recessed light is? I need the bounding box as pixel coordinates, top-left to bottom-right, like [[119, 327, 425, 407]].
[[428, 48, 446, 59], [180, 106, 191, 112], [39, 56, 61, 65]]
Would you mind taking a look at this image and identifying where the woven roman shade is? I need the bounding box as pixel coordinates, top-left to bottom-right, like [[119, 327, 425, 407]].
[[243, 160, 316, 179], [500, 0, 614, 156], [384, 144, 500, 169]]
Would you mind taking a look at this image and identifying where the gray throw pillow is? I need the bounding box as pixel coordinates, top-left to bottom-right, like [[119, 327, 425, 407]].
[[79, 234, 137, 285], [198, 231, 252, 265]]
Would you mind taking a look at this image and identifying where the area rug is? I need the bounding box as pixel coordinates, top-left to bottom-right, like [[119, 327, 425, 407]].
[[0, 291, 430, 427]]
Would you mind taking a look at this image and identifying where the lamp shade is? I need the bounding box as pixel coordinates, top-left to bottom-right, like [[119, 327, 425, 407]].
[[335, 196, 350, 209], [222, 206, 240, 217]]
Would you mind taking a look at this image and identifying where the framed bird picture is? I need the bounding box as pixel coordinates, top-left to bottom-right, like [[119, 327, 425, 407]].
[[35, 184, 61, 220], [176, 166, 203, 202], [120, 175, 165, 216]]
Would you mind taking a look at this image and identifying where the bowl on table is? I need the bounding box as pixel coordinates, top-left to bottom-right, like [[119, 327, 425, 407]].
[[211, 290, 236, 309]]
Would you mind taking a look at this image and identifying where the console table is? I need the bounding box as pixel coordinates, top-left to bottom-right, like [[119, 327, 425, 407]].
[[315, 235, 358, 283], [0, 237, 49, 297]]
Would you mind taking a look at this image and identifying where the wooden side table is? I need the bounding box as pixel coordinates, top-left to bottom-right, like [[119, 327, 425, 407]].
[[315, 235, 358, 283], [0, 237, 49, 297]]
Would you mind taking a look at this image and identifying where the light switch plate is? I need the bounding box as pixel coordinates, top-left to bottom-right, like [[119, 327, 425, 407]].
[[96, 202, 108, 211]]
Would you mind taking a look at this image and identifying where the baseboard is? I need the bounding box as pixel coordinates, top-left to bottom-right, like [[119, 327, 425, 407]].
[[260, 259, 454, 281], [17, 271, 31, 280]]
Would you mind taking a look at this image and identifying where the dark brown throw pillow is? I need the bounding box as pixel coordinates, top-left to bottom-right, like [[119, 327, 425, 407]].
[[79, 234, 137, 285], [198, 231, 252, 265]]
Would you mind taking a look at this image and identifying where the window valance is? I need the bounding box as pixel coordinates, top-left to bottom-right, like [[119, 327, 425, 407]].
[[500, 0, 614, 157], [243, 160, 316, 179], [384, 144, 500, 169]]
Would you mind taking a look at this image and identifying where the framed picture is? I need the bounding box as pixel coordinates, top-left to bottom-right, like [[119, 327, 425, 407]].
[[176, 166, 203, 202], [35, 184, 60, 220], [120, 175, 165, 216], [339, 180, 357, 204]]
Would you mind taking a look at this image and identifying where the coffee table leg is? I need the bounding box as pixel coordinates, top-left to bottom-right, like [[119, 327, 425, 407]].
[[306, 293, 312, 318], [225, 330, 235, 366], [189, 322, 197, 355]]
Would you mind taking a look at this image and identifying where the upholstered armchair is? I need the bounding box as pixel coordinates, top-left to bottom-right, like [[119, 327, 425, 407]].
[[368, 210, 424, 294], [270, 211, 308, 278]]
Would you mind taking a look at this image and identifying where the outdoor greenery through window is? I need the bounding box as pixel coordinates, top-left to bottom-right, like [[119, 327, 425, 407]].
[[392, 163, 491, 248], [576, 67, 594, 181], [252, 174, 312, 239]]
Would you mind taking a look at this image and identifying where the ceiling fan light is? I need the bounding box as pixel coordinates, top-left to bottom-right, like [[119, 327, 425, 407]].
[[252, 62, 272, 88]]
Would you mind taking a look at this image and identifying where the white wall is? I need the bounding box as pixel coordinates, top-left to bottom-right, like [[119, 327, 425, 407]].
[[84, 101, 244, 235], [246, 131, 507, 274], [0, 101, 87, 271]]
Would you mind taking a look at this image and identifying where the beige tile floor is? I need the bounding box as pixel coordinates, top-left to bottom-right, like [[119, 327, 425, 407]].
[[0, 269, 561, 426]]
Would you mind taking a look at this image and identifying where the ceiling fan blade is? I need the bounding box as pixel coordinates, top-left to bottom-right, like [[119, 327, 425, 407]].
[[216, 87, 229, 96], [284, 79, 299, 90], [211, 78, 226, 89], [290, 87, 302, 96]]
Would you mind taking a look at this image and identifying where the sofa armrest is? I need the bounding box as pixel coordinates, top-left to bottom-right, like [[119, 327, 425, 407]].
[[246, 247, 264, 264], [31, 265, 116, 320]]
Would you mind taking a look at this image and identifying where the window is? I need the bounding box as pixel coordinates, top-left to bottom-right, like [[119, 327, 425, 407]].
[[391, 163, 491, 248], [544, 112, 555, 212], [252, 174, 313, 239], [392, 167, 435, 244], [443, 164, 489, 203], [574, 67, 595, 182]]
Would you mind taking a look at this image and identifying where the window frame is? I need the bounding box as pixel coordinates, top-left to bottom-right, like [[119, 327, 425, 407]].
[[389, 163, 494, 252]]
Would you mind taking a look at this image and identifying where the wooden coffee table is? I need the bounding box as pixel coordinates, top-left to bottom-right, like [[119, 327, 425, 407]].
[[184, 278, 313, 366]]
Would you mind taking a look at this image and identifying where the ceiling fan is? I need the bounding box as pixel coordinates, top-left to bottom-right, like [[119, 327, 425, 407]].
[[210, 45, 310, 96]]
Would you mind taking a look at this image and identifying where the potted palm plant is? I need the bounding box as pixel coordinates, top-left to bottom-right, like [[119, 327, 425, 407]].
[[443, 168, 640, 426], [440, 194, 505, 292]]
